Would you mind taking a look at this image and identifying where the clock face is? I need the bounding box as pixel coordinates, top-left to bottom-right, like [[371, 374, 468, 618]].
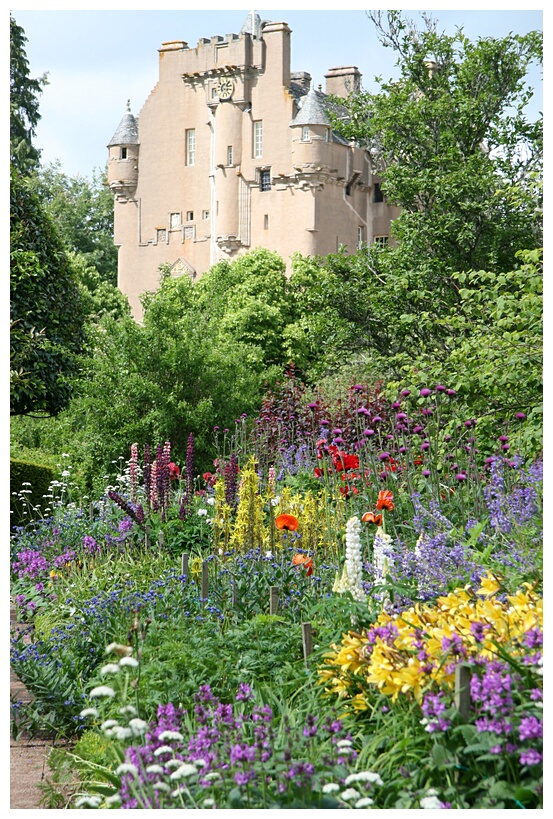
[[217, 77, 234, 100]]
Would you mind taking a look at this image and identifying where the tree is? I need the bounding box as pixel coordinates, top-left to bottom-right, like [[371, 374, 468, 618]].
[[28, 162, 119, 286], [10, 14, 47, 174], [330, 12, 542, 306], [10, 167, 87, 416]]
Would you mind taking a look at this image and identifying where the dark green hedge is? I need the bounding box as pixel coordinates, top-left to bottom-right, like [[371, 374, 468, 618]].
[[10, 458, 54, 531]]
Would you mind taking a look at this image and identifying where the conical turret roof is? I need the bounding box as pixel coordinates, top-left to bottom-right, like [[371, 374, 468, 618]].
[[108, 103, 139, 147], [290, 88, 331, 127], [240, 10, 263, 39]]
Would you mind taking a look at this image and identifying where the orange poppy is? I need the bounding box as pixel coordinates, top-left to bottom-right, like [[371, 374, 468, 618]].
[[362, 511, 383, 526], [376, 489, 394, 511], [292, 554, 313, 576], [275, 513, 299, 532]]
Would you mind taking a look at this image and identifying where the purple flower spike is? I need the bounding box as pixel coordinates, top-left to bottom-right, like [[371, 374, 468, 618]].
[[420, 388, 432, 397]]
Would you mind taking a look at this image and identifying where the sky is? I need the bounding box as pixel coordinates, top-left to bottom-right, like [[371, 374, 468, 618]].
[[11, 3, 544, 181]]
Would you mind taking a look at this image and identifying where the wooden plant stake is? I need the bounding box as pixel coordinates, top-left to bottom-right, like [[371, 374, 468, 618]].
[[89, 502, 94, 520], [269, 586, 279, 615], [302, 622, 313, 666], [145, 525, 151, 550], [454, 664, 472, 720], [181, 552, 189, 579], [201, 560, 209, 602], [158, 531, 165, 549]]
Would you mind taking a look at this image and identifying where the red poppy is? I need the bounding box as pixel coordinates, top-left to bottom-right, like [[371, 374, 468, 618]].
[[169, 462, 181, 480], [275, 514, 299, 532], [362, 511, 383, 525], [314, 467, 325, 478], [340, 485, 359, 498], [376, 489, 394, 511], [292, 554, 313, 576]]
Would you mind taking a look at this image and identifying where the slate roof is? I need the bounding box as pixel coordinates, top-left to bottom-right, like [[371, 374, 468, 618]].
[[290, 88, 331, 127], [240, 11, 263, 39], [108, 110, 139, 147]]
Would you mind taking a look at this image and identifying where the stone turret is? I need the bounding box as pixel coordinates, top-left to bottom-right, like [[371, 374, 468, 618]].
[[107, 101, 139, 194]]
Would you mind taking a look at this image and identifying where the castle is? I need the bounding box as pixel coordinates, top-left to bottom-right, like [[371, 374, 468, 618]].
[[107, 11, 398, 318]]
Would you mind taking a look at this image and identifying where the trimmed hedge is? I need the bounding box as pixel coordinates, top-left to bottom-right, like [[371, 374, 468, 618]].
[[10, 458, 54, 531]]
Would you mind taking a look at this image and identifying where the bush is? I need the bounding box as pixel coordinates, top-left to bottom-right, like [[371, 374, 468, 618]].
[[10, 457, 54, 530]]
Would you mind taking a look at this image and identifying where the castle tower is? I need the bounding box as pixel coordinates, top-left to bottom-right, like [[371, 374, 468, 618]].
[[107, 101, 139, 195]]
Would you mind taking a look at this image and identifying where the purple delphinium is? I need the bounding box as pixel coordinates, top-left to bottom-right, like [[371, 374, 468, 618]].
[[107, 491, 145, 526]]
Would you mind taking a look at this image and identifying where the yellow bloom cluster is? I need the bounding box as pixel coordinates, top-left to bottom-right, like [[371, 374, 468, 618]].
[[318, 573, 542, 708]]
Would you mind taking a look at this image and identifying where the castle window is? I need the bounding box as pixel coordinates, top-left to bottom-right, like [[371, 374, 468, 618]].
[[253, 121, 263, 158], [345, 183, 351, 196], [302, 126, 309, 142], [170, 212, 181, 229], [357, 226, 364, 247], [186, 129, 196, 166], [373, 183, 384, 203], [202, 210, 210, 220], [325, 128, 331, 143], [186, 211, 194, 222], [264, 214, 269, 230], [227, 146, 233, 166], [120, 147, 128, 159], [156, 229, 167, 243], [259, 170, 271, 192], [373, 235, 389, 248]]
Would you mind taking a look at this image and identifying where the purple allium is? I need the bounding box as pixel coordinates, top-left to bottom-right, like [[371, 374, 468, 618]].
[[435, 385, 446, 392], [420, 388, 432, 397], [422, 470, 431, 477], [364, 429, 375, 436], [400, 389, 411, 397], [372, 416, 383, 423], [446, 389, 457, 396], [456, 473, 467, 481], [515, 412, 526, 420], [379, 451, 390, 460]]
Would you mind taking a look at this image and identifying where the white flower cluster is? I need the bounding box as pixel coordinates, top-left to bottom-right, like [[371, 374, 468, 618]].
[[343, 516, 367, 602], [373, 527, 394, 585]]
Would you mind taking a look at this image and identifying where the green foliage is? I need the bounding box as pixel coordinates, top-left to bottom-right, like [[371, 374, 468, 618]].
[[10, 457, 54, 529], [385, 249, 543, 460], [28, 162, 119, 287], [10, 168, 87, 416], [335, 12, 542, 275], [10, 14, 47, 174]]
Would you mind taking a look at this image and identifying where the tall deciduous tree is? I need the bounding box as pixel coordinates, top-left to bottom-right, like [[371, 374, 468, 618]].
[[339, 12, 542, 268], [10, 14, 47, 174], [28, 162, 119, 287]]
